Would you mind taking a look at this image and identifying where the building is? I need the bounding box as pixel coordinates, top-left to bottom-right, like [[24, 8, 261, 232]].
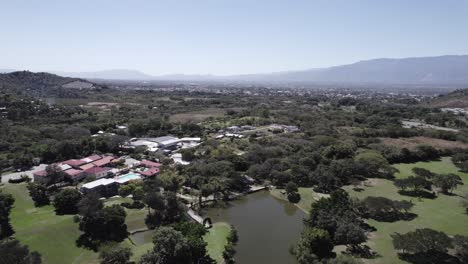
[[92, 156, 115, 167], [140, 159, 162, 168], [62, 159, 86, 168], [84, 166, 111, 179], [32, 170, 50, 185], [81, 178, 119, 197], [64, 169, 86, 182], [139, 167, 160, 177]]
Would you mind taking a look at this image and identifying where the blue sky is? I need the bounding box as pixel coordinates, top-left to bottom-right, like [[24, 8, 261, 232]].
[[1, 0, 467, 75]]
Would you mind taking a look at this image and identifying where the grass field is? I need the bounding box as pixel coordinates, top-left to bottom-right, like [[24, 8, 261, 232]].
[[1, 183, 99, 264], [203, 222, 231, 263], [0, 184, 156, 264], [270, 187, 329, 213], [343, 157, 468, 263]]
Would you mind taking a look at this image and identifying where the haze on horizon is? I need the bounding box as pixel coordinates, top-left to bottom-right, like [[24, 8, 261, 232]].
[[1, 0, 468, 75]]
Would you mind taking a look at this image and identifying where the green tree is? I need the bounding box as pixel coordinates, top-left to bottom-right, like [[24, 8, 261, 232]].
[[432, 173, 463, 194], [0, 239, 42, 264], [391, 228, 453, 254], [139, 227, 192, 264], [99, 243, 133, 264], [294, 227, 334, 261], [53, 189, 82, 215], [0, 191, 15, 239], [26, 183, 50, 207]]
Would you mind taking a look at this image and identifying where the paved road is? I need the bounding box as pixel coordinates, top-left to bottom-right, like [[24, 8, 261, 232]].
[[1, 164, 47, 183]]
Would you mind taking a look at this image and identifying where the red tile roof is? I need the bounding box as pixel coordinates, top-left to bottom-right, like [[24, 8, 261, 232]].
[[33, 170, 47, 177], [80, 154, 102, 163], [84, 166, 109, 174], [80, 163, 96, 171], [64, 169, 84, 177], [140, 159, 162, 168], [140, 167, 160, 177], [92, 156, 115, 167], [62, 159, 86, 167]]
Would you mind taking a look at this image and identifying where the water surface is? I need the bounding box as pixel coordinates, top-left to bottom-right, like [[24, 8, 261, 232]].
[[205, 191, 306, 264]]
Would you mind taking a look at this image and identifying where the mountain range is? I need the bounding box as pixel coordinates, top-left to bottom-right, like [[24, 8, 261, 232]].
[[3, 55, 468, 86]]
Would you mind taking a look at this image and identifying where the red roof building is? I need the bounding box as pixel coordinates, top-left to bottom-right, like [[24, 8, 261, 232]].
[[92, 156, 115, 167], [80, 163, 96, 171], [84, 166, 110, 179], [139, 167, 160, 177], [62, 159, 86, 168], [80, 154, 102, 163], [64, 169, 85, 181], [140, 159, 162, 168]]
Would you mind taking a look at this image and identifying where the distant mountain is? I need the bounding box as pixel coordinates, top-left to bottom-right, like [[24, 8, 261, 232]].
[[3, 55, 468, 87], [53, 69, 155, 80], [0, 71, 99, 97], [235, 55, 468, 86]]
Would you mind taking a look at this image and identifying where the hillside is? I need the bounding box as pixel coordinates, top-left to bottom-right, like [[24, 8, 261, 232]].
[[430, 88, 468, 108], [240, 55, 468, 86], [0, 71, 99, 97]]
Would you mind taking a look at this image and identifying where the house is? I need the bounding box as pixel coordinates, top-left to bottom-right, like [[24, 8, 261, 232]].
[[32, 170, 49, 184], [154, 136, 180, 149], [62, 159, 86, 168], [79, 163, 96, 171], [81, 178, 119, 197], [80, 154, 102, 164], [64, 169, 86, 182], [140, 159, 162, 168], [84, 166, 111, 179], [139, 167, 160, 177], [92, 156, 115, 167]]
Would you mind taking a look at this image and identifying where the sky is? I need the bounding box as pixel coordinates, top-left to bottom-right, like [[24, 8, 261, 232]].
[[1, 0, 468, 75]]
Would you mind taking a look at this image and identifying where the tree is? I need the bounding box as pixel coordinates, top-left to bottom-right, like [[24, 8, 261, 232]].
[[139, 227, 192, 264], [0, 191, 15, 239], [45, 164, 65, 185], [394, 176, 431, 193], [453, 235, 468, 263], [118, 185, 135, 198], [432, 173, 463, 194], [412, 167, 435, 179], [99, 243, 132, 264], [285, 181, 301, 203], [391, 228, 453, 254], [293, 227, 334, 261], [361, 196, 414, 221], [26, 183, 50, 207], [0, 239, 42, 264], [78, 193, 104, 217], [53, 189, 82, 215], [334, 221, 367, 251], [227, 225, 239, 244], [77, 205, 128, 250]]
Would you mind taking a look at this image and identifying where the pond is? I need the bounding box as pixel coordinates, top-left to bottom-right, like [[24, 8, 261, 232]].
[[204, 191, 306, 264]]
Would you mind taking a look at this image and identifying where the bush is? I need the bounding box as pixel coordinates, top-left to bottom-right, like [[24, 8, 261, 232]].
[[8, 175, 31, 184], [288, 192, 301, 203], [121, 201, 145, 209]]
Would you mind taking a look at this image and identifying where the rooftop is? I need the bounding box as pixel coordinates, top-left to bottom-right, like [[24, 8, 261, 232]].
[[82, 178, 116, 189]]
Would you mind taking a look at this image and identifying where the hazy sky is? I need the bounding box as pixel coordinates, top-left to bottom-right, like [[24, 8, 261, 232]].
[[1, 0, 468, 75]]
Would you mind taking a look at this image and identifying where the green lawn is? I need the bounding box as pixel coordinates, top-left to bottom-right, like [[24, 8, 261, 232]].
[[1, 184, 155, 264], [1, 183, 99, 264], [270, 187, 329, 213], [203, 222, 231, 263], [343, 157, 468, 264]]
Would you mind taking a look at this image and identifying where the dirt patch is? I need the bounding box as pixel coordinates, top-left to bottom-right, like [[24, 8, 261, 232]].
[[170, 108, 226, 123], [380, 136, 468, 150]]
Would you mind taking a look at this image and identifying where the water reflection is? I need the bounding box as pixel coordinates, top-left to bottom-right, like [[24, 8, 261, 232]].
[[204, 191, 306, 264]]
